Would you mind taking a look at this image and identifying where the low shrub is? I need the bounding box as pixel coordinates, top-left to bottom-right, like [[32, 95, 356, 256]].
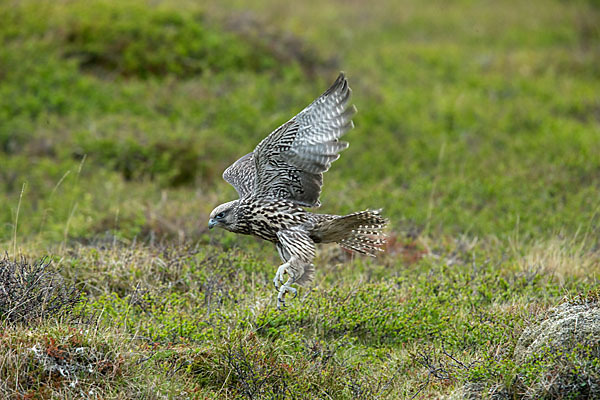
[[0, 256, 81, 325]]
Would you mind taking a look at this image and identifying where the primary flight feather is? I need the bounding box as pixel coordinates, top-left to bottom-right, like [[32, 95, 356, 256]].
[[209, 73, 387, 309]]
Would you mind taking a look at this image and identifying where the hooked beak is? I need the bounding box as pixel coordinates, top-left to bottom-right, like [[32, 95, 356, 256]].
[[208, 219, 217, 229]]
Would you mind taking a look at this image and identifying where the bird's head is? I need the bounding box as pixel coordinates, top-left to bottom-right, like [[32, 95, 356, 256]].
[[208, 200, 239, 232]]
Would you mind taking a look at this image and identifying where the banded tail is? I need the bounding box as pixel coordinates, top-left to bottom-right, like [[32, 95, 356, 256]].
[[316, 210, 388, 256]]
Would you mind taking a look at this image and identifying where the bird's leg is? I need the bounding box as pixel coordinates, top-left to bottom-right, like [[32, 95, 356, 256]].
[[272, 256, 303, 310], [277, 274, 298, 310], [273, 261, 289, 290]]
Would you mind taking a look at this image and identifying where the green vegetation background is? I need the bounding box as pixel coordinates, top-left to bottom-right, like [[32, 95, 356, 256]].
[[0, 0, 599, 398]]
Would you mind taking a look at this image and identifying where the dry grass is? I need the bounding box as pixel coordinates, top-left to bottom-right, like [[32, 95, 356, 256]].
[[517, 237, 600, 283]]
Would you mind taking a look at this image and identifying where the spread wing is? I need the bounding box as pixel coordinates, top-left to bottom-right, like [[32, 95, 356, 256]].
[[253, 72, 355, 207], [222, 152, 255, 198], [221, 73, 356, 206]]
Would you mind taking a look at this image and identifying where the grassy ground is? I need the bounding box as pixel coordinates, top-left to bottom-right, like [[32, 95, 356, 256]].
[[1, 0, 599, 398]]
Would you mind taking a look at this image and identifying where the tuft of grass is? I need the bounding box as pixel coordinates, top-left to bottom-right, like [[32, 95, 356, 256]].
[[0, 256, 81, 325]]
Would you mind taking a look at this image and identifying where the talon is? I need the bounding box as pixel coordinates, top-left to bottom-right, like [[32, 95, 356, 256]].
[[272, 259, 302, 309], [285, 285, 298, 299], [277, 297, 286, 310], [277, 282, 297, 310]]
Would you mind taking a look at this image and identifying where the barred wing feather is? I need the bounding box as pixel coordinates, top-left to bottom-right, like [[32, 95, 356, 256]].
[[252, 72, 356, 207], [222, 152, 255, 198]]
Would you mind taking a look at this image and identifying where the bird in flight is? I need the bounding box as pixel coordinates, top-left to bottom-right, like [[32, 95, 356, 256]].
[[209, 73, 387, 309]]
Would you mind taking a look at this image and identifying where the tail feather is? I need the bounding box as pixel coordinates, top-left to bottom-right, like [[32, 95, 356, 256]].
[[318, 210, 388, 256]]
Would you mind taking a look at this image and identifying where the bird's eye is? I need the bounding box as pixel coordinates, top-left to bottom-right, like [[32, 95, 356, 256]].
[[216, 212, 225, 219]]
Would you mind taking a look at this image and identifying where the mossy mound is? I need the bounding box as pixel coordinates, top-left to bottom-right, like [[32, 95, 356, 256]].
[[512, 299, 600, 399], [59, 1, 278, 78], [515, 300, 600, 362], [2, 0, 282, 79]]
